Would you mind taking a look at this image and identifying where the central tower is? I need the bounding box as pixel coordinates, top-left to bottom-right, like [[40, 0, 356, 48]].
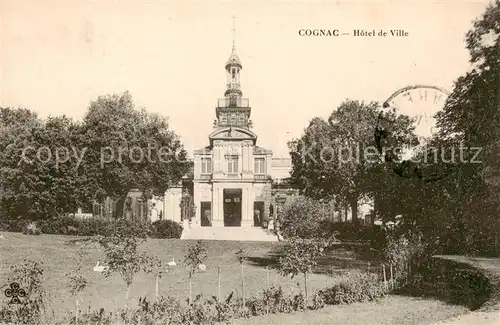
[[214, 20, 252, 130], [189, 20, 273, 237]]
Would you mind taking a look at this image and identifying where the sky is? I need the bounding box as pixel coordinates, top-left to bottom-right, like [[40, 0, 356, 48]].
[[0, 0, 492, 157]]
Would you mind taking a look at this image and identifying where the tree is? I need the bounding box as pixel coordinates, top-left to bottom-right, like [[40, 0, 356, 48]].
[[288, 100, 416, 223], [148, 256, 168, 304], [235, 249, 247, 306], [0, 92, 190, 221], [183, 240, 207, 303], [80, 91, 190, 218], [0, 109, 91, 220], [435, 1, 500, 195], [278, 237, 331, 302], [278, 196, 336, 240], [65, 248, 90, 325], [0, 107, 43, 219], [96, 228, 152, 307], [389, 0, 500, 255]]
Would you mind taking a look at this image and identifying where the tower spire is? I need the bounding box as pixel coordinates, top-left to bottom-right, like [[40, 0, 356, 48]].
[[232, 16, 236, 51], [214, 19, 250, 131]]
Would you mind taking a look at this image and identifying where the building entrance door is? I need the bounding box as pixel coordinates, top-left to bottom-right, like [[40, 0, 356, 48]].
[[253, 201, 264, 227], [223, 189, 242, 227], [200, 202, 212, 227]]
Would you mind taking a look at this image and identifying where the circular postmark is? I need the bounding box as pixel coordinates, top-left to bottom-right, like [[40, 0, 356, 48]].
[[377, 85, 452, 182]]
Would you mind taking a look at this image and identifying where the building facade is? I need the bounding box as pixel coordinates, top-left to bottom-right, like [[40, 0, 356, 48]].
[[190, 44, 274, 229]]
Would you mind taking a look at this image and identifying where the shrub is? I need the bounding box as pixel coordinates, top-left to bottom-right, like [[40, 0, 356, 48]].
[[38, 216, 114, 236], [107, 219, 151, 238], [0, 260, 50, 325], [319, 220, 385, 243], [150, 220, 183, 239], [22, 222, 41, 235], [321, 270, 387, 305], [0, 217, 28, 232], [73, 308, 111, 325], [206, 294, 238, 323], [383, 233, 428, 284], [66, 278, 386, 325], [142, 296, 185, 325], [311, 291, 325, 310], [291, 293, 306, 311], [2, 215, 183, 239], [245, 286, 303, 316], [278, 196, 334, 239]]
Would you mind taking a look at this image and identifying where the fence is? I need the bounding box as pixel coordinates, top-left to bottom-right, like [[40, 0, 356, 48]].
[[377, 262, 412, 292]]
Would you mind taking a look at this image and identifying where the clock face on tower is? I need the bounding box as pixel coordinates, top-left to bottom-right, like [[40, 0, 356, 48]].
[[383, 85, 451, 141]]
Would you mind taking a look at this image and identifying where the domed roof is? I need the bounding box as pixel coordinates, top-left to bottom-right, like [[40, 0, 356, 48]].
[[225, 48, 242, 69]]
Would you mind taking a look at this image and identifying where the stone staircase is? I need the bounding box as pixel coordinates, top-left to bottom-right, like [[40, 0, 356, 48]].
[[181, 226, 279, 242]]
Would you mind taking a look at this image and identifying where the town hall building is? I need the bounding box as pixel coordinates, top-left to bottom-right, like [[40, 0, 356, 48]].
[[86, 42, 369, 239], [190, 42, 275, 230]]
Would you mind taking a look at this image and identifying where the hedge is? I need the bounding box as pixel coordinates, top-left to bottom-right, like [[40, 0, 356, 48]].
[[0, 216, 183, 239]]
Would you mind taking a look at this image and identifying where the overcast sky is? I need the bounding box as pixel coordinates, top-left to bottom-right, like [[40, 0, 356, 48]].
[[0, 0, 491, 157]]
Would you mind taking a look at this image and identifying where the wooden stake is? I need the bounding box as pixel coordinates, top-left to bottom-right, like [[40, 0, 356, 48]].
[[390, 264, 394, 290], [217, 265, 221, 302], [304, 272, 308, 302], [266, 266, 270, 289], [241, 263, 246, 306], [188, 277, 192, 304], [382, 264, 388, 290], [155, 271, 160, 304], [407, 262, 410, 284], [75, 298, 79, 325]]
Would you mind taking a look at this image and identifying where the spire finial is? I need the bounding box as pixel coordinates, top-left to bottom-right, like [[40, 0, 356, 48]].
[[232, 16, 236, 51]]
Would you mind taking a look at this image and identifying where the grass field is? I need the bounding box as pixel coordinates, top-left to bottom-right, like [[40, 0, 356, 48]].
[[0, 232, 468, 324], [232, 296, 469, 325], [0, 233, 362, 319]]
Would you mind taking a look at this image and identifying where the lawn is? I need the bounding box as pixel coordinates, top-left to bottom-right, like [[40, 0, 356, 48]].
[[231, 296, 468, 325], [0, 232, 361, 321], [0, 232, 469, 325]]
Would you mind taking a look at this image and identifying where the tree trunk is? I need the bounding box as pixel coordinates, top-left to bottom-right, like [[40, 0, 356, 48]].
[[125, 284, 131, 308], [115, 194, 128, 220], [74, 298, 79, 325], [494, 188, 500, 255], [350, 196, 358, 224], [496, 217, 500, 255], [373, 195, 380, 225], [303, 272, 308, 302]]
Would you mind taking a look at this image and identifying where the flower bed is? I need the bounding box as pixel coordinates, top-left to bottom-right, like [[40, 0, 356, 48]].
[[62, 276, 388, 325]]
